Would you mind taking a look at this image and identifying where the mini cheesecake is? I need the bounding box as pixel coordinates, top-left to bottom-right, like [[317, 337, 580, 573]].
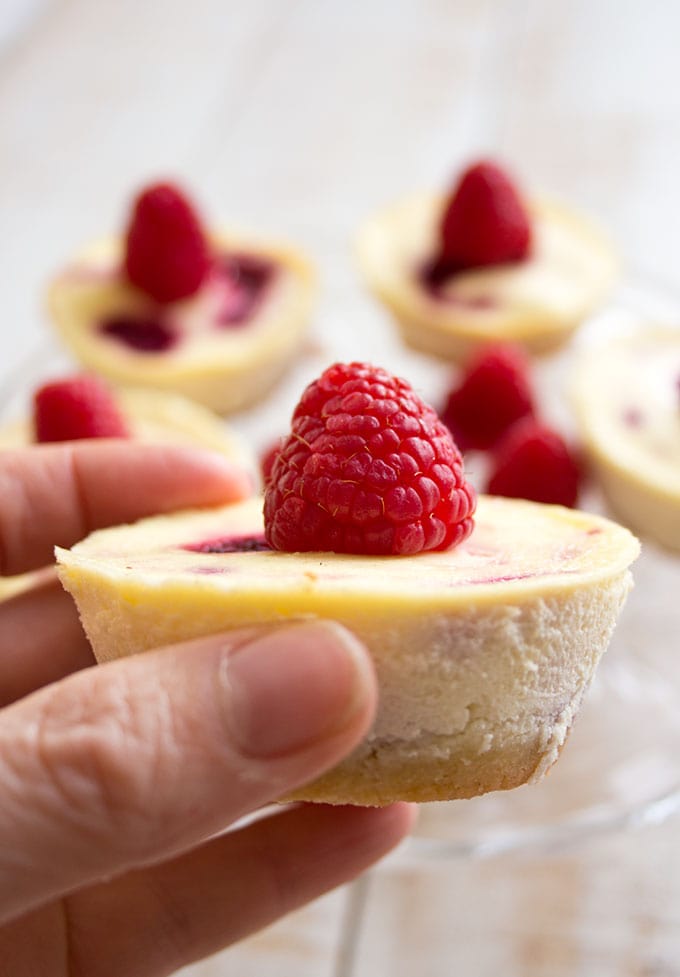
[[356, 193, 618, 360], [48, 235, 315, 414], [57, 495, 639, 806], [0, 388, 254, 601], [572, 326, 680, 551]]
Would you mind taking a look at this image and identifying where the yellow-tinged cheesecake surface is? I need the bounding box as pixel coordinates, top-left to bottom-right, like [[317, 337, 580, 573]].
[[56, 496, 638, 805], [48, 235, 316, 413], [57, 495, 638, 607], [357, 194, 618, 360], [572, 326, 680, 550]]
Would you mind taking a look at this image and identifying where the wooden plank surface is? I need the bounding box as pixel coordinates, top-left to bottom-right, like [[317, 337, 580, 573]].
[[355, 816, 680, 977], [1, 1, 680, 975]]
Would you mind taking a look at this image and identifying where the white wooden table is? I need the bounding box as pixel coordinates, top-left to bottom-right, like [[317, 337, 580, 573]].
[[2, 2, 680, 974]]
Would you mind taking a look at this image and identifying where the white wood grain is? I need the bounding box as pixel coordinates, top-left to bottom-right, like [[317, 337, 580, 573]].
[[354, 817, 680, 977], [176, 888, 349, 977]]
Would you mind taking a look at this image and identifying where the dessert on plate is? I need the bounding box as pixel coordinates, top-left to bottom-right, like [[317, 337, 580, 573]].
[[572, 325, 680, 550], [356, 160, 618, 360], [0, 375, 253, 601], [48, 182, 316, 413], [57, 363, 638, 805]]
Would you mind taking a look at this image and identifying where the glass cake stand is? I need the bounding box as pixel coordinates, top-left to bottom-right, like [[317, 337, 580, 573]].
[[399, 276, 680, 861]]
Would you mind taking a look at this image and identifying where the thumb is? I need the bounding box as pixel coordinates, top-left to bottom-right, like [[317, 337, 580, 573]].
[[0, 620, 376, 924]]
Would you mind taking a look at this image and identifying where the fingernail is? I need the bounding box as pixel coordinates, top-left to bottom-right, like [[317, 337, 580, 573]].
[[223, 621, 374, 758]]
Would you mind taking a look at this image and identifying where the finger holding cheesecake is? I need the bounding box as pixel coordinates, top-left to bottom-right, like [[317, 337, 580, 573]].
[[0, 441, 414, 973]]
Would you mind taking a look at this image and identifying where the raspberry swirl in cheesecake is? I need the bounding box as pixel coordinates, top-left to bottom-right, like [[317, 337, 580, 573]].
[[356, 160, 618, 360], [48, 183, 316, 413]]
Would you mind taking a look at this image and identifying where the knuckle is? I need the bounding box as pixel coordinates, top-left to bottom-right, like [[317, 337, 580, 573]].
[[33, 672, 176, 859]]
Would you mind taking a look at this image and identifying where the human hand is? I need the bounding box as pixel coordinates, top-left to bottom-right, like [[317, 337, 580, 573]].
[[0, 442, 415, 976]]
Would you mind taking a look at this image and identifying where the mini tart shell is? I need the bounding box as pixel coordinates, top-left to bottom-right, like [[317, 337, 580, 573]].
[[48, 234, 316, 414], [356, 193, 619, 360], [571, 326, 680, 551], [56, 496, 638, 806], [0, 388, 255, 601]]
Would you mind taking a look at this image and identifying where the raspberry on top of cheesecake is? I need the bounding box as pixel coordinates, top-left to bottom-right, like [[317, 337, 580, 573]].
[[48, 182, 316, 414], [57, 362, 638, 805], [356, 159, 618, 360]]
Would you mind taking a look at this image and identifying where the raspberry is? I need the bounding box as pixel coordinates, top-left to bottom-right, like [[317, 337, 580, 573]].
[[441, 343, 535, 452], [486, 418, 581, 508], [264, 362, 476, 555], [260, 439, 282, 486], [34, 375, 130, 442], [124, 182, 212, 303], [435, 160, 532, 276]]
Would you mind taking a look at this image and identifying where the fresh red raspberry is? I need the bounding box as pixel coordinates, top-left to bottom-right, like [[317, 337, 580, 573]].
[[124, 182, 212, 303], [264, 362, 476, 555], [34, 375, 130, 442], [441, 342, 535, 452], [486, 418, 581, 508], [435, 160, 532, 275], [260, 438, 282, 486]]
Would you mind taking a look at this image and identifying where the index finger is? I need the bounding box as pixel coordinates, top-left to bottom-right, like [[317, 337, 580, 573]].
[[0, 442, 250, 576]]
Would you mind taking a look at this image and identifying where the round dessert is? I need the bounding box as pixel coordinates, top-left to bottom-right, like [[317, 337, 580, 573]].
[[47, 183, 316, 414], [0, 382, 254, 601], [356, 161, 618, 360], [56, 495, 639, 805], [572, 326, 680, 551], [0, 386, 253, 469]]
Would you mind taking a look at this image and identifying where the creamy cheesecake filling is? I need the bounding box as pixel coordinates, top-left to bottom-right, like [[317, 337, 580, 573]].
[[51, 239, 299, 370], [57, 495, 638, 802], [65, 496, 637, 602], [357, 194, 618, 348], [87, 252, 277, 355], [366, 195, 615, 323], [574, 328, 680, 491]]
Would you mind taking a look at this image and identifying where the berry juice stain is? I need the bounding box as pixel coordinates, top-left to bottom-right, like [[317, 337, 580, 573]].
[[100, 315, 178, 352], [217, 254, 275, 327], [184, 534, 271, 554], [622, 407, 644, 428], [417, 259, 495, 308]]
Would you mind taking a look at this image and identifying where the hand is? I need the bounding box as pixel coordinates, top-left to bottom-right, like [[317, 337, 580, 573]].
[[0, 442, 415, 976]]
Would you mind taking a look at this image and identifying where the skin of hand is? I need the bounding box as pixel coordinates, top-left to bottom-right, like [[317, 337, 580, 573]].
[[0, 442, 416, 977]]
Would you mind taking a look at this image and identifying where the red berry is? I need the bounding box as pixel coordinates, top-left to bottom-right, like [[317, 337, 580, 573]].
[[124, 182, 212, 303], [441, 343, 535, 452], [486, 418, 581, 508], [436, 160, 532, 274], [34, 375, 130, 442], [260, 438, 283, 486], [264, 362, 476, 555]]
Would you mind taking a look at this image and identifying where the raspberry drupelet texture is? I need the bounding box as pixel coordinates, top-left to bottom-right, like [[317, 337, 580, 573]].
[[441, 342, 535, 452], [124, 182, 212, 303], [34, 375, 130, 442], [264, 362, 476, 555]]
